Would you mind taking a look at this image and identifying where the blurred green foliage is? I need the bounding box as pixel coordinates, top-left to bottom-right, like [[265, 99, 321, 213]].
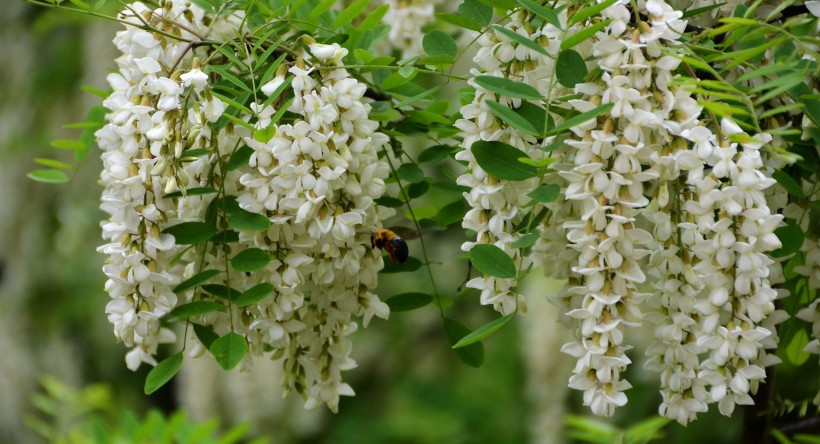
[[25, 375, 266, 444]]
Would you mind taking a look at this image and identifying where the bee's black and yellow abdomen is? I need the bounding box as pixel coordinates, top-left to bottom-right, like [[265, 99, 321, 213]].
[[371, 229, 410, 264], [388, 237, 409, 264]]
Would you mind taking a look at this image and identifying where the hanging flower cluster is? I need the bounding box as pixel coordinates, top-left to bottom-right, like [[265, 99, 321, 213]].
[[461, 0, 795, 423], [455, 8, 570, 315], [380, 0, 438, 56], [97, 1, 389, 413], [96, 0, 239, 371], [233, 43, 391, 412]]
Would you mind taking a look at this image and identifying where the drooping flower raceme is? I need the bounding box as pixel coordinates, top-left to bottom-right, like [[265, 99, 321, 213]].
[[97, 0, 239, 371], [234, 43, 391, 412], [97, 2, 389, 413], [456, 8, 573, 316], [524, 0, 786, 423], [380, 0, 438, 57]]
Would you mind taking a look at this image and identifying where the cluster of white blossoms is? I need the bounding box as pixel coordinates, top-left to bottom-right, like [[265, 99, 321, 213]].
[[516, 0, 790, 423], [380, 0, 438, 57], [788, 177, 820, 391], [97, 1, 389, 412], [96, 0, 239, 371], [551, 0, 691, 419], [455, 8, 573, 315], [232, 42, 391, 412]]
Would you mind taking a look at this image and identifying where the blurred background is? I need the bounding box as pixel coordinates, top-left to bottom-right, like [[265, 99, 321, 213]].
[[3, 1, 804, 443]]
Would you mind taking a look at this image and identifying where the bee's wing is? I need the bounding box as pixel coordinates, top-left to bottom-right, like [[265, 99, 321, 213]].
[[389, 226, 419, 240]]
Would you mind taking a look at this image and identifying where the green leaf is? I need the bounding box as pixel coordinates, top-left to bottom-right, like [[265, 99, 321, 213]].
[[360, 3, 389, 32], [469, 244, 516, 279], [471, 140, 538, 181], [623, 417, 672, 443], [163, 187, 219, 199], [210, 332, 248, 371], [230, 248, 271, 272], [270, 97, 294, 126], [188, 0, 215, 13], [211, 230, 240, 244], [443, 318, 484, 367], [167, 301, 224, 320], [568, 0, 618, 26], [485, 100, 541, 137], [173, 269, 221, 294], [545, 103, 613, 136], [381, 256, 423, 273], [397, 163, 425, 183], [437, 199, 468, 227], [681, 2, 725, 18], [491, 24, 549, 57], [753, 72, 806, 106], [528, 184, 561, 203], [193, 324, 219, 349], [407, 180, 431, 199], [202, 284, 241, 301], [227, 145, 254, 171], [212, 196, 243, 215], [515, 0, 561, 28], [28, 169, 68, 184], [385, 292, 434, 312], [163, 222, 218, 245], [235, 283, 275, 307], [227, 209, 271, 231], [34, 158, 72, 169], [453, 313, 514, 348], [62, 122, 98, 129], [259, 55, 289, 90], [382, 71, 415, 91], [418, 54, 455, 66], [518, 156, 555, 168], [375, 196, 405, 208], [407, 109, 451, 125], [419, 145, 453, 163], [773, 169, 805, 198], [210, 91, 254, 115], [736, 62, 796, 83], [476, 0, 516, 10], [308, 0, 335, 20], [223, 114, 257, 132], [354, 48, 373, 63], [144, 353, 183, 395], [510, 232, 540, 249], [182, 148, 212, 158], [215, 45, 247, 69], [458, 0, 493, 26], [785, 329, 810, 366], [80, 85, 109, 99], [423, 30, 458, 57], [436, 13, 482, 32], [394, 86, 442, 108], [50, 139, 85, 150], [772, 223, 804, 258], [208, 65, 251, 93], [68, 0, 89, 9], [556, 49, 588, 88], [332, 0, 370, 29], [560, 19, 610, 50], [518, 102, 548, 135], [473, 75, 541, 100]]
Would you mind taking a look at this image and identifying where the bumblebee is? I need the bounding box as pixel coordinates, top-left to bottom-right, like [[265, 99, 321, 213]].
[[370, 229, 409, 264]]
